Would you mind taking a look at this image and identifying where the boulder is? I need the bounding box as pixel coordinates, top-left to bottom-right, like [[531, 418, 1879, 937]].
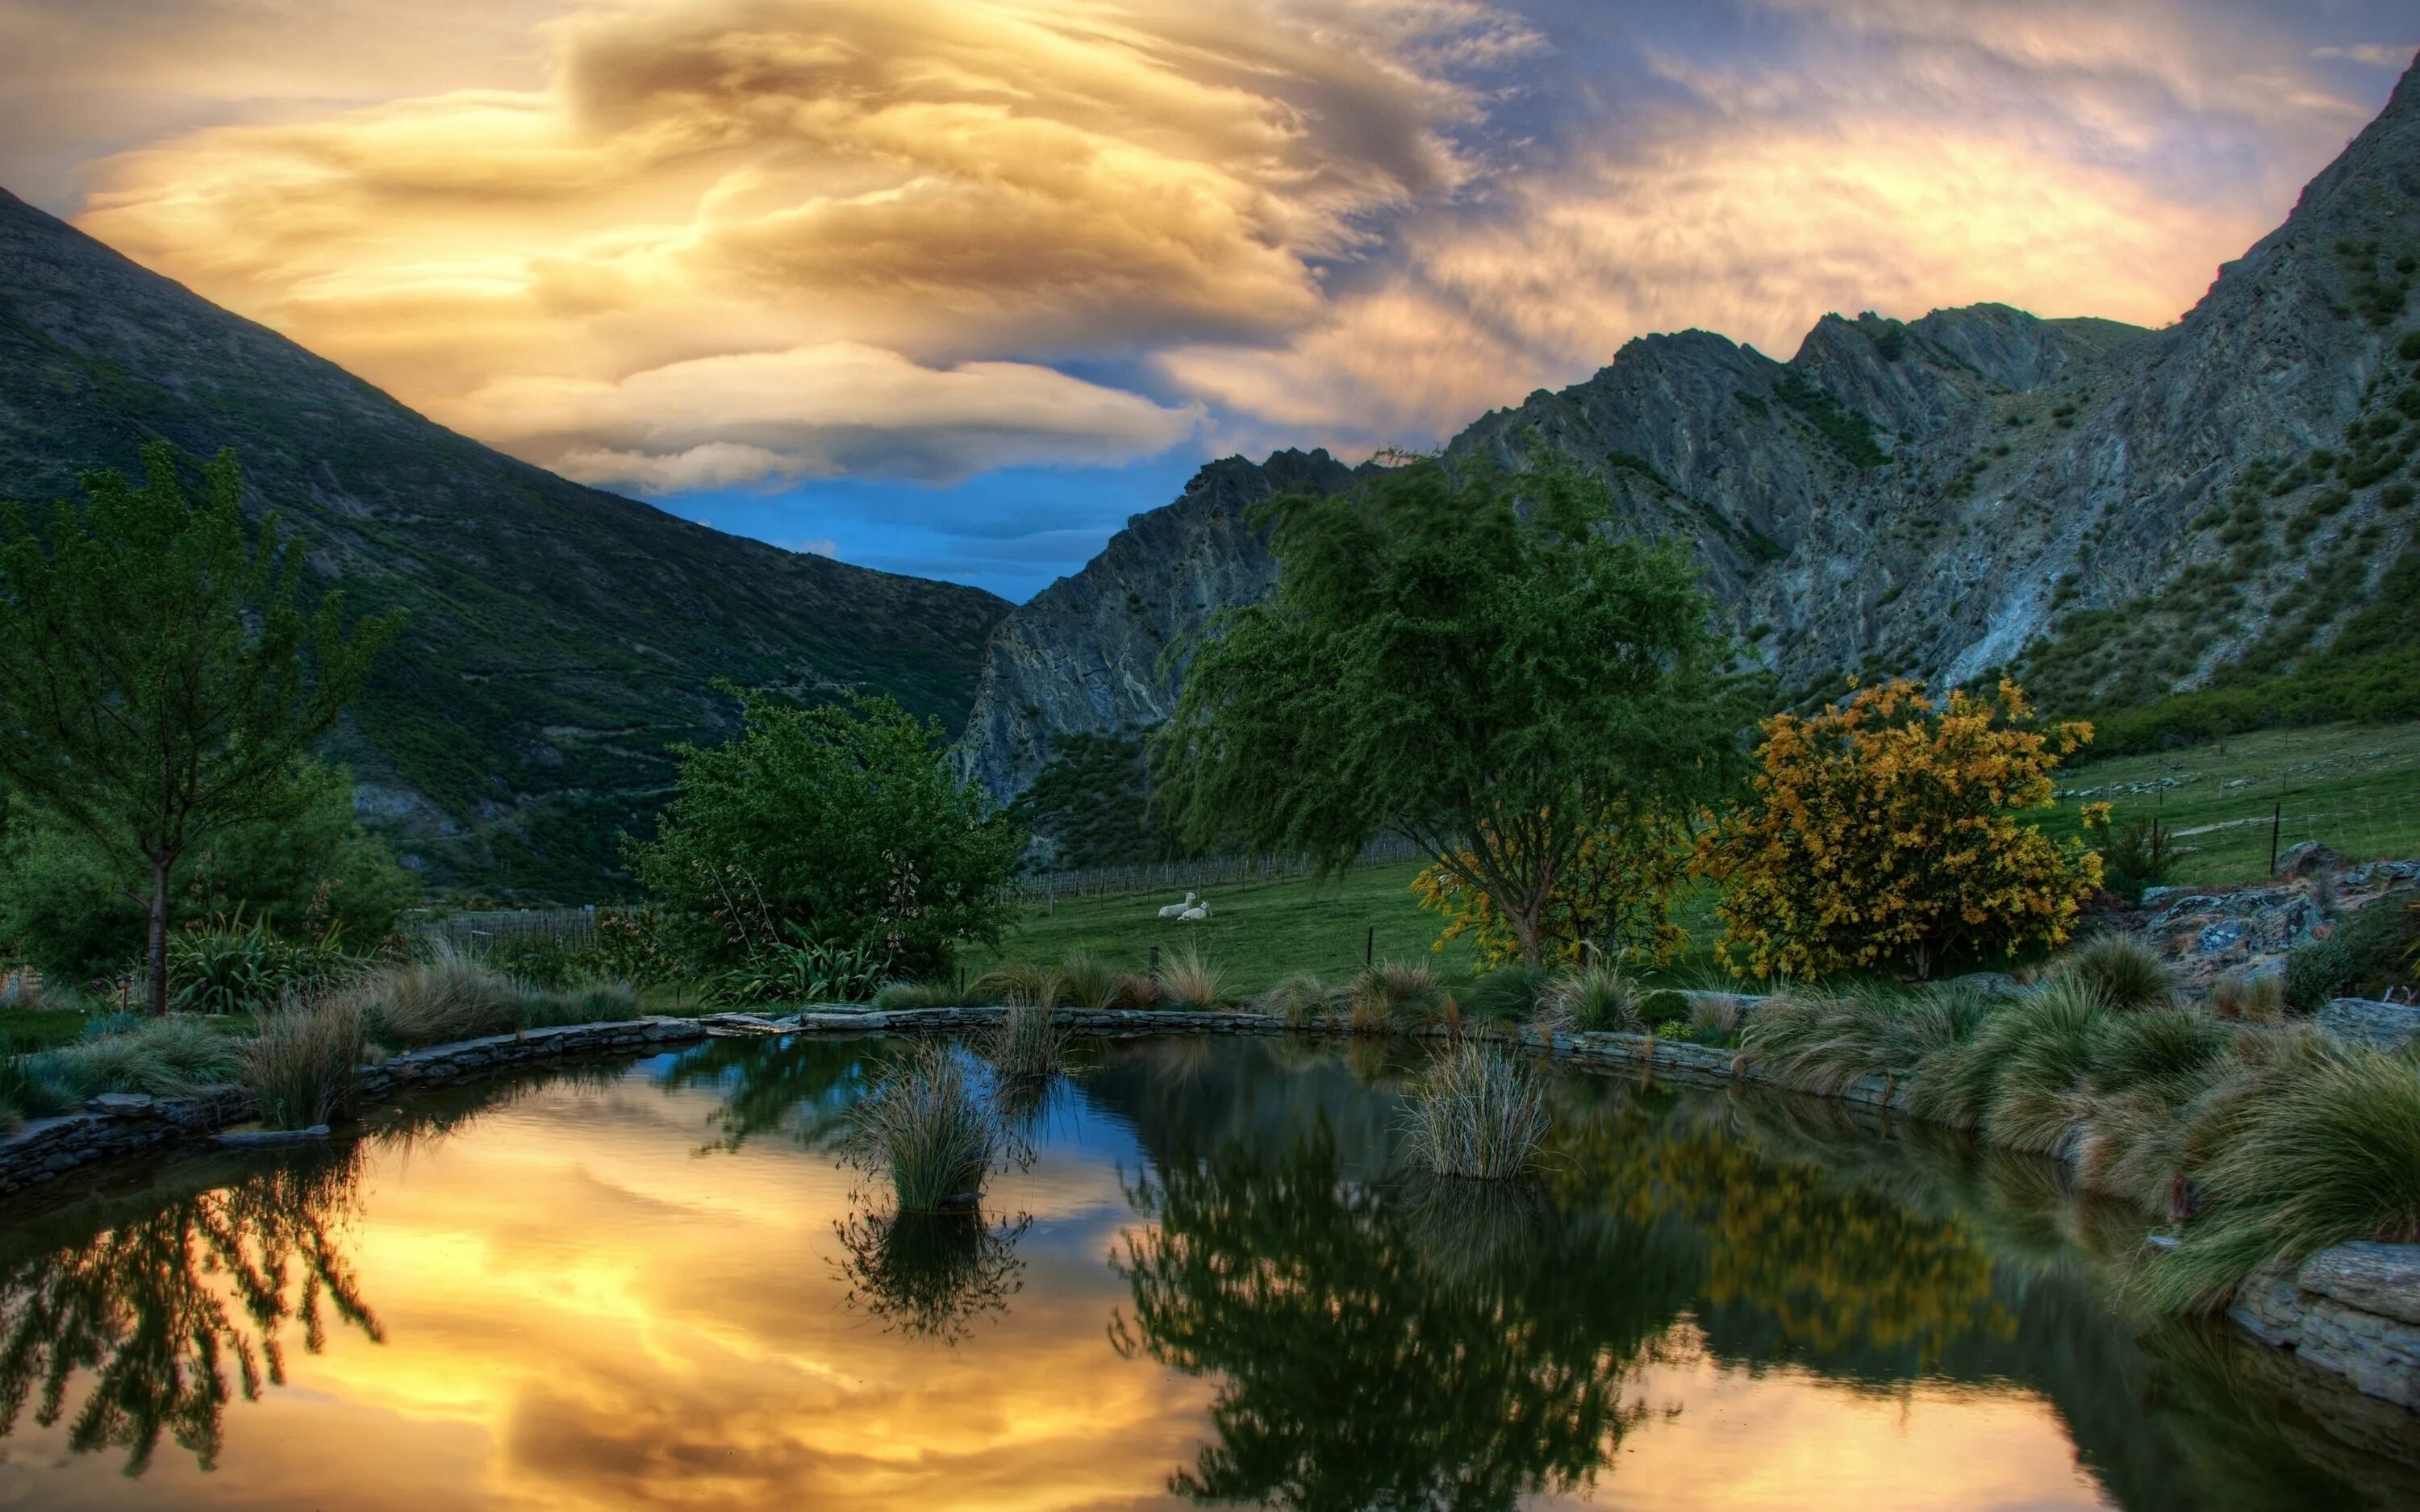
[[2276, 840, 2343, 878], [2320, 997, 2420, 1049]]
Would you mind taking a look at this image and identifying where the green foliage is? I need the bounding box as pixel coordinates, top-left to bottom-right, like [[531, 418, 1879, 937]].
[[632, 687, 1024, 979], [2283, 939, 2357, 1012], [1772, 371, 1888, 468], [1639, 989, 1691, 1030], [1008, 730, 1180, 868], [166, 909, 361, 1015], [1346, 960, 1449, 1030], [26, 1016, 242, 1099], [708, 928, 890, 1007], [1258, 971, 1339, 1026], [0, 444, 404, 1009], [1159, 448, 1753, 965], [1538, 963, 1645, 1034], [2093, 813, 2182, 904], [2334, 898, 2420, 998], [1458, 965, 1554, 1026]]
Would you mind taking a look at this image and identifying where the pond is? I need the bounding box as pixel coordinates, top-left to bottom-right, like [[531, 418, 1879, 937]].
[[0, 1034, 2414, 1510]]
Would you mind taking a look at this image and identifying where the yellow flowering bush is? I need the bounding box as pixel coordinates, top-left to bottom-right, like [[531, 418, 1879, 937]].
[[1412, 800, 1688, 969], [1691, 678, 2101, 981]]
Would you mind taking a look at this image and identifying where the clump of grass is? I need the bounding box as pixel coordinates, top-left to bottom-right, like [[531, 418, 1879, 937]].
[[1158, 943, 1231, 1011], [246, 995, 366, 1128], [1348, 961, 1448, 1031], [2059, 933, 2176, 1010], [28, 1016, 243, 1099], [353, 943, 530, 1048], [971, 960, 1065, 1008], [2209, 968, 2284, 1022], [0, 1056, 80, 1133], [1401, 1043, 1550, 1180], [1535, 964, 1643, 1035], [874, 980, 961, 1010], [1057, 949, 1122, 1010], [1688, 992, 1750, 1038], [2142, 1043, 2420, 1313], [983, 1002, 1067, 1081], [1459, 965, 1553, 1027], [1258, 972, 1337, 1027], [1743, 981, 1993, 1097], [844, 1043, 1011, 1211]]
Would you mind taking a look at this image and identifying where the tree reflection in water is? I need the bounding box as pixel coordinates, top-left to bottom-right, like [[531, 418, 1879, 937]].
[[1111, 1123, 1693, 1511], [0, 1146, 380, 1475], [833, 1204, 1033, 1344]]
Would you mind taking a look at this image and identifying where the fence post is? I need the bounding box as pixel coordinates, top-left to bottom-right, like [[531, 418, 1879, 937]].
[[1365, 926, 1374, 968], [2269, 800, 2282, 876], [1150, 945, 1160, 989]]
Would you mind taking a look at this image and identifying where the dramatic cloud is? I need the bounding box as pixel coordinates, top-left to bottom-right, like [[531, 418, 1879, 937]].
[[2, 0, 2409, 591]]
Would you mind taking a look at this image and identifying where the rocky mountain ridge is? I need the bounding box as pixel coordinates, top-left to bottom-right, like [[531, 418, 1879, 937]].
[[956, 53, 2420, 809]]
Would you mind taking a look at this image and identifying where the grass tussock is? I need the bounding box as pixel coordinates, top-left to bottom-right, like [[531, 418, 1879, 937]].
[[2140, 1042, 2420, 1313], [353, 943, 530, 1048], [873, 979, 961, 1010], [27, 1016, 243, 1099], [845, 1042, 1011, 1211], [970, 960, 1063, 1009], [1688, 992, 1750, 1038], [983, 1002, 1067, 1082], [1459, 965, 1553, 1027], [1258, 972, 1338, 1027], [1401, 1043, 1550, 1181], [247, 994, 366, 1128], [2058, 933, 2176, 1010], [1158, 944, 1231, 1011], [2209, 968, 2284, 1023], [1348, 961, 1449, 1031], [1535, 964, 1644, 1035]]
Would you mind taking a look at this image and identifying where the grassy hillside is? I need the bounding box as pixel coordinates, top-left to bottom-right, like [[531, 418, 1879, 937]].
[[0, 188, 1008, 901], [971, 722, 2420, 991]]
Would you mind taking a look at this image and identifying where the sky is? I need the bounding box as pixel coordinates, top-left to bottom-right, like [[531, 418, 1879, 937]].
[[1, 2, 2412, 602]]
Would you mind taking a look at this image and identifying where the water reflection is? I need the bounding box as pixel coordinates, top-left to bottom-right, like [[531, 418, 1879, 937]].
[[0, 1035, 2413, 1510], [0, 1147, 380, 1474]]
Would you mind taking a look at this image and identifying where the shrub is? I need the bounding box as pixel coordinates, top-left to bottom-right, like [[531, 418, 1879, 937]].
[[983, 1002, 1066, 1082], [1258, 972, 1337, 1027], [2331, 898, 2420, 998], [1401, 1043, 1550, 1180], [1638, 989, 1690, 1030], [246, 995, 365, 1128], [630, 688, 1024, 978], [1535, 964, 1642, 1034], [167, 910, 359, 1015], [1692, 679, 2101, 980], [1348, 961, 1449, 1030], [844, 1043, 1010, 1210], [710, 929, 889, 1006], [1158, 944, 1231, 1011], [28, 1016, 242, 1098], [2283, 939, 2357, 1013], [2090, 813, 2183, 903], [2058, 934, 2175, 1010], [2143, 1044, 2420, 1312], [1411, 800, 1689, 969]]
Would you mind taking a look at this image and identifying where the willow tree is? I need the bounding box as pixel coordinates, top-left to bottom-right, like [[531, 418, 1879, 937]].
[[1156, 451, 1750, 966], [0, 444, 403, 1010]]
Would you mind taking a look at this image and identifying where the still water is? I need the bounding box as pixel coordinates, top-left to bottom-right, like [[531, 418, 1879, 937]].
[[0, 1034, 2414, 1510]]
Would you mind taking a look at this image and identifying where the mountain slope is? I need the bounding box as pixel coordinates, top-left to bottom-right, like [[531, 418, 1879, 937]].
[[958, 52, 2420, 809], [0, 188, 1011, 898]]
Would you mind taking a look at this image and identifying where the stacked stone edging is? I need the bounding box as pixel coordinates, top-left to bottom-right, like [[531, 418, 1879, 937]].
[[2231, 1243, 2420, 1409]]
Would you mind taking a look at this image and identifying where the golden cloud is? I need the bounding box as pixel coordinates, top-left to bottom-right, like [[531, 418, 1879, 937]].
[[69, 0, 1499, 486]]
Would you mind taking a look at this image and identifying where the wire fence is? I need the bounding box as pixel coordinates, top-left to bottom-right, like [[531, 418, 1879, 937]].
[[1003, 835, 1427, 902], [419, 906, 602, 950]]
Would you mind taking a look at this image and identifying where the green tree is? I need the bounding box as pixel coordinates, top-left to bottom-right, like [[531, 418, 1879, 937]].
[[0, 761, 413, 982], [0, 445, 403, 1010], [1158, 452, 1752, 965], [630, 686, 1024, 978]]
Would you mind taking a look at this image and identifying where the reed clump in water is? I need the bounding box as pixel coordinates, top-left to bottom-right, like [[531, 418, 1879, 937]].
[[845, 1042, 1013, 1211], [1402, 1043, 1550, 1181]]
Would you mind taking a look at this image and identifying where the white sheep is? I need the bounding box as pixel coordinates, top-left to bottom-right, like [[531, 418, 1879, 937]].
[[1158, 891, 1198, 918], [1179, 898, 1212, 921]]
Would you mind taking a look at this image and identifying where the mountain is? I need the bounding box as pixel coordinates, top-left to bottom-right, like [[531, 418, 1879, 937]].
[[958, 53, 2420, 808], [0, 188, 1011, 899]]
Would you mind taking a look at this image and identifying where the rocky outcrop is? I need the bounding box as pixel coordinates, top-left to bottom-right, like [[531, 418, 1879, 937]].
[[957, 53, 2420, 807], [2232, 1243, 2420, 1410]]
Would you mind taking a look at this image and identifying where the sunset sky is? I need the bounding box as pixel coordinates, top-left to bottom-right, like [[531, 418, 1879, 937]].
[[3, 1, 2412, 598]]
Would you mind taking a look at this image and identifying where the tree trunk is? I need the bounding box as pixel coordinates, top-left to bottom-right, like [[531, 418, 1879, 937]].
[[147, 852, 171, 1014], [1512, 906, 1545, 968]]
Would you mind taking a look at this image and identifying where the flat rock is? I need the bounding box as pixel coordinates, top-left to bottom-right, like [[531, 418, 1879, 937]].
[[2301, 1242, 2420, 1328], [216, 1124, 332, 1148], [2320, 997, 2420, 1049]]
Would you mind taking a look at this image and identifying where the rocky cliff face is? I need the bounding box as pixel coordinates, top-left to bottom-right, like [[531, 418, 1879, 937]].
[[959, 55, 2420, 807]]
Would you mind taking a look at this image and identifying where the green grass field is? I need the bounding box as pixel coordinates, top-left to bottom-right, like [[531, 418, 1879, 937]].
[[970, 721, 2420, 993]]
